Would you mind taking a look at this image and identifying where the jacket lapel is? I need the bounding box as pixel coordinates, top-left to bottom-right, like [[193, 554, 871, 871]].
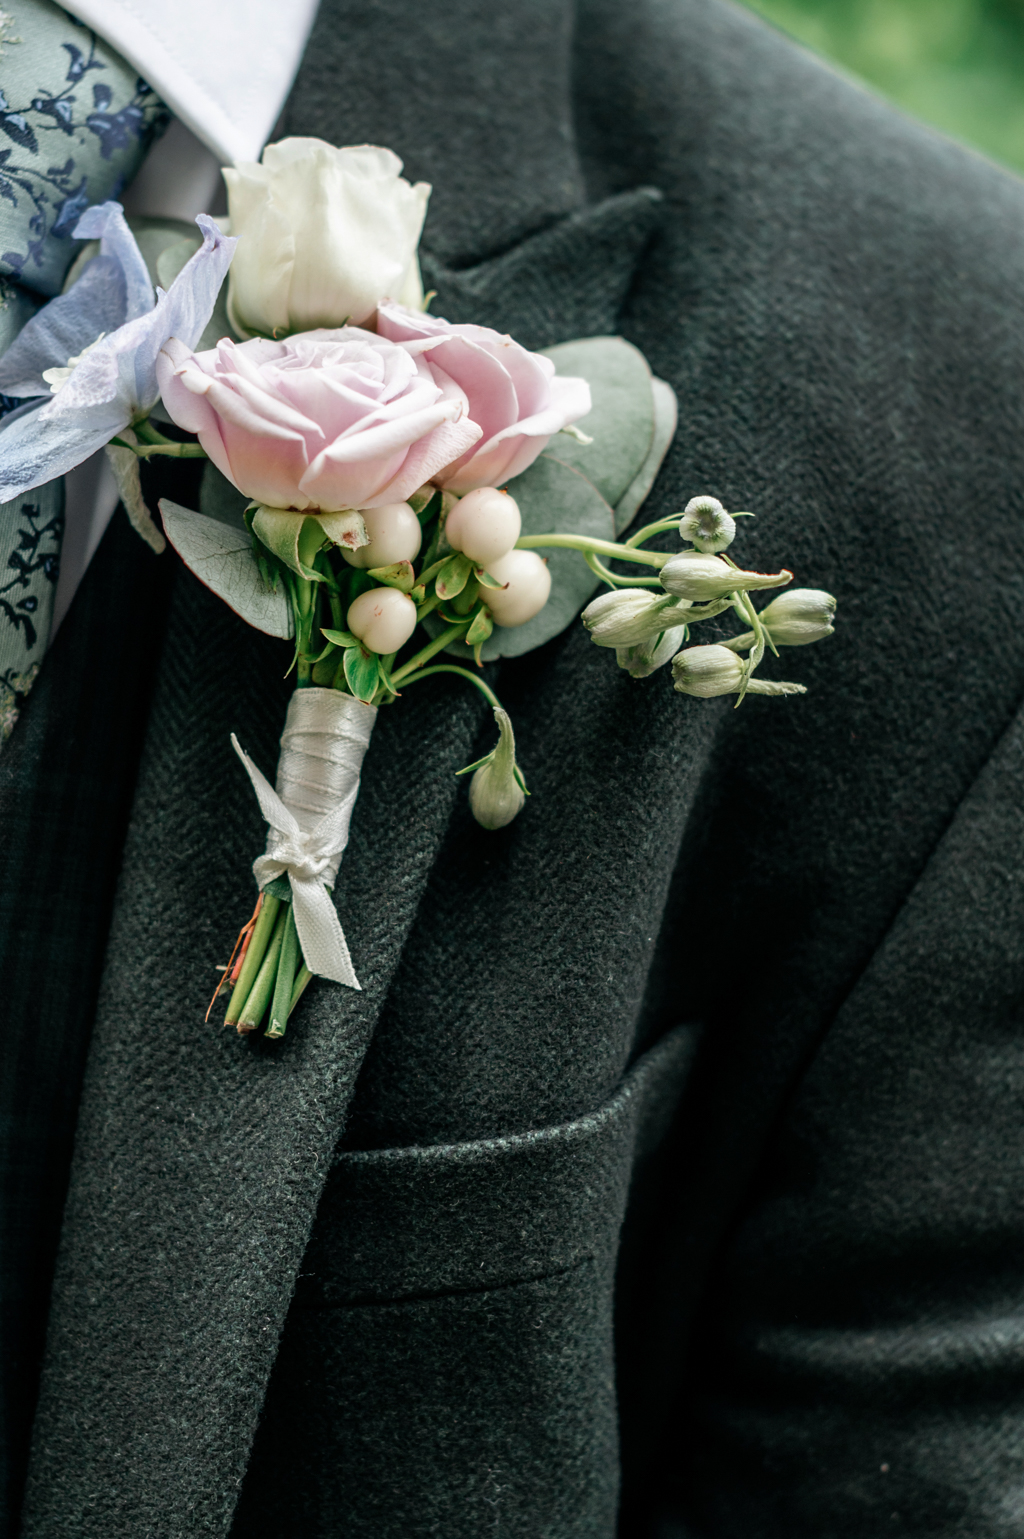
[[18, 202, 664, 1539]]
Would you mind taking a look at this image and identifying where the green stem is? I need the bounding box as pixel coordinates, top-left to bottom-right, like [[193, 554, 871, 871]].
[[133, 418, 176, 445], [289, 966, 313, 1016], [515, 533, 668, 568], [390, 621, 472, 685], [624, 515, 683, 548], [224, 894, 281, 1025], [237, 904, 289, 1032], [398, 664, 502, 710], [266, 906, 300, 1039], [109, 435, 207, 459], [584, 550, 664, 588]]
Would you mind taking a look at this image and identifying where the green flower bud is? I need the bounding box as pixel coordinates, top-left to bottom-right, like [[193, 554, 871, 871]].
[[758, 587, 836, 646], [679, 495, 736, 553], [659, 551, 791, 602], [616, 625, 687, 678], [582, 588, 690, 648], [461, 708, 528, 830], [671, 643, 745, 697]]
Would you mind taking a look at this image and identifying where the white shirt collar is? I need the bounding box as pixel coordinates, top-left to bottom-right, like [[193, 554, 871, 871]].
[[58, 0, 319, 166]]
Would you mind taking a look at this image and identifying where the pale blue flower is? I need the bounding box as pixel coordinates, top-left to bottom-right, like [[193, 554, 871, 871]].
[[0, 202, 235, 501]]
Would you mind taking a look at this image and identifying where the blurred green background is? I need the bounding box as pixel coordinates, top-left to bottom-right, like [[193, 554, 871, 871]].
[[740, 0, 1024, 174]]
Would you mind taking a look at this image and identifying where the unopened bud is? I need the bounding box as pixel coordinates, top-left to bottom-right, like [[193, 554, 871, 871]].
[[616, 624, 687, 678], [660, 551, 791, 602], [758, 588, 836, 646], [461, 708, 528, 830], [582, 588, 689, 648], [671, 644, 745, 698], [679, 495, 735, 553]]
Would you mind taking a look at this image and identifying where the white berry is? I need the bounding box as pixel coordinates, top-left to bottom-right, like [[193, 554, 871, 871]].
[[342, 502, 422, 569], [483, 549, 551, 628], [347, 586, 418, 653], [445, 487, 521, 566]]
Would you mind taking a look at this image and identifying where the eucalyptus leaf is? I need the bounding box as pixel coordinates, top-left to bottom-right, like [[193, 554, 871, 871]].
[[613, 376, 679, 534], [159, 499, 293, 639], [540, 336, 654, 509]]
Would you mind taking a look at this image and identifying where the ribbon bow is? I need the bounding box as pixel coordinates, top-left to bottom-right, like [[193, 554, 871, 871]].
[[231, 734, 362, 991]]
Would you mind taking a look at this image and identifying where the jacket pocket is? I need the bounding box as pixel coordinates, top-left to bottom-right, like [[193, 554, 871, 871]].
[[230, 1026, 695, 1539]]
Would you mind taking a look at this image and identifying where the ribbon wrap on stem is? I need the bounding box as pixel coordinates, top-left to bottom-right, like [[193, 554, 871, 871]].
[[231, 689, 377, 990]]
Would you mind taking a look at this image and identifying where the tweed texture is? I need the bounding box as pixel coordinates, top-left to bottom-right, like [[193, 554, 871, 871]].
[[17, 171, 666, 1538], [0, 495, 177, 1536], [12, 0, 1024, 1535], [231, 1028, 695, 1538]]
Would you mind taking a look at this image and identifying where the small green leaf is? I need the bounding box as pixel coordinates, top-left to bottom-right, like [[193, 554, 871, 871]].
[[475, 566, 506, 590], [368, 559, 416, 592], [322, 627, 359, 648], [251, 505, 325, 580], [315, 509, 368, 553], [343, 645, 380, 702], [436, 551, 473, 600], [465, 606, 494, 646]]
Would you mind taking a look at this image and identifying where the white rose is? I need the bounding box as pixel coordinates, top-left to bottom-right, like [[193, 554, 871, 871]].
[[222, 139, 430, 337]]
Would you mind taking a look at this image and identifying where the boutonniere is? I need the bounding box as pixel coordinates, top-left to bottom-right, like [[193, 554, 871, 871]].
[[0, 138, 836, 1035]]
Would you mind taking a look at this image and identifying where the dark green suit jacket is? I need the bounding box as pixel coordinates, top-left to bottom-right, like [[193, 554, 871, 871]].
[[5, 0, 1024, 1534]]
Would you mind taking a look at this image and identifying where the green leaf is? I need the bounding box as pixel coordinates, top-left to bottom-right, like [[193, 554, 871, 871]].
[[612, 376, 678, 534], [465, 607, 494, 646], [321, 627, 360, 648], [368, 559, 416, 592], [343, 645, 380, 702], [159, 499, 293, 638], [251, 505, 324, 580], [315, 509, 368, 553], [538, 337, 654, 509], [435, 550, 473, 600], [475, 566, 506, 590], [262, 875, 293, 903]]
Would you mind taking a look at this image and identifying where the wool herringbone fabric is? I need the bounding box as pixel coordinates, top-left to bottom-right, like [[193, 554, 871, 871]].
[[11, 0, 1024, 1535]]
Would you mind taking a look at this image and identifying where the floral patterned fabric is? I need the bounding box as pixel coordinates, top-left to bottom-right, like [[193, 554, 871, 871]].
[[0, 0, 167, 742], [0, 0, 167, 298]]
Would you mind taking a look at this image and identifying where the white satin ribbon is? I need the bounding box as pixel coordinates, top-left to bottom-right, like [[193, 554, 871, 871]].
[[231, 689, 377, 990]]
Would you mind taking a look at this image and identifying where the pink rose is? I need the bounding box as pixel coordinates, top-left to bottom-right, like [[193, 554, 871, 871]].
[[156, 327, 482, 511], [376, 302, 592, 492]]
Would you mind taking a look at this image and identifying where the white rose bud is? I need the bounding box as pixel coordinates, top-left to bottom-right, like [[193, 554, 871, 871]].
[[582, 588, 690, 648], [464, 708, 527, 830], [659, 551, 791, 602], [616, 625, 688, 678], [223, 139, 430, 336], [671, 644, 745, 697], [758, 588, 836, 646], [483, 549, 551, 627], [679, 495, 736, 553], [342, 502, 423, 569], [445, 487, 521, 566], [347, 586, 418, 654]]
